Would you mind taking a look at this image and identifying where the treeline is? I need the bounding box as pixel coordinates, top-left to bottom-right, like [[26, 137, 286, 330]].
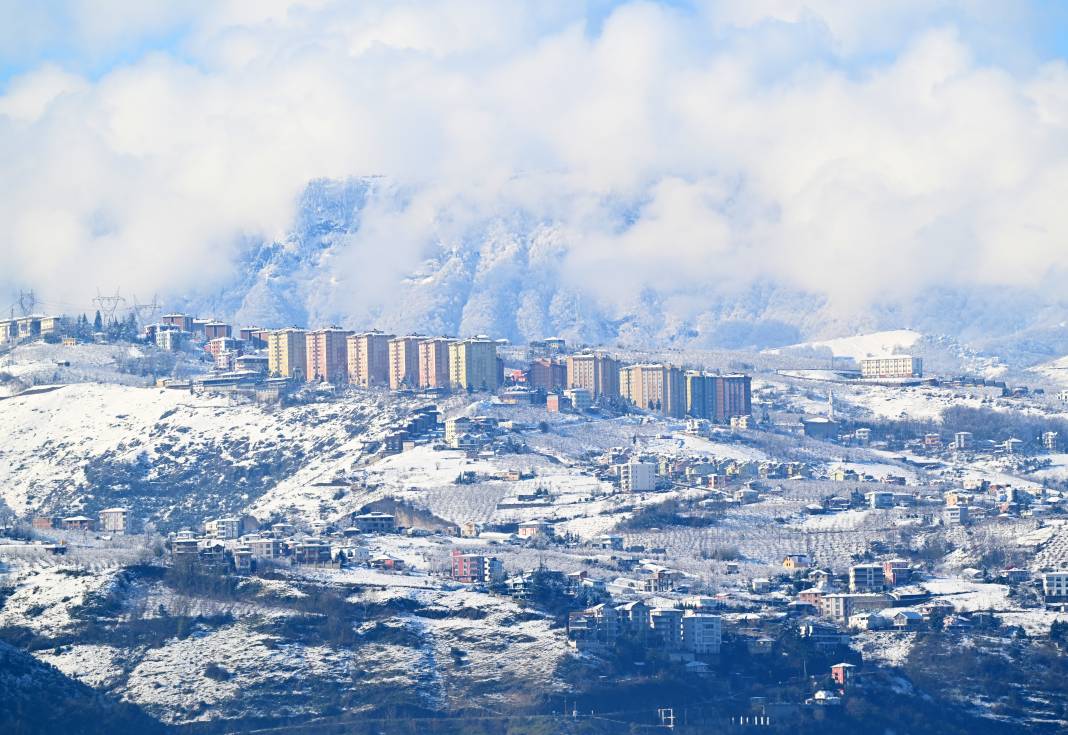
[[941, 405, 1068, 444], [60, 311, 140, 343]]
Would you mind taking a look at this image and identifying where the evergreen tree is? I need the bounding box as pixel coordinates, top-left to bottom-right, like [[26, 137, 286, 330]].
[[93, 310, 103, 332]]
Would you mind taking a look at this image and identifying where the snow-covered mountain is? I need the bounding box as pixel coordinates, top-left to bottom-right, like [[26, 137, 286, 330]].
[[178, 177, 1068, 358]]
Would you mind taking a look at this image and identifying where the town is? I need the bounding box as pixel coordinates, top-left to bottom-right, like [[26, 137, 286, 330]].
[[5, 308, 1068, 733]]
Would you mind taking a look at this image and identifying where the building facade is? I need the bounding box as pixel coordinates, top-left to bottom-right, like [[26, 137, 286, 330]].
[[528, 358, 567, 391], [388, 336, 422, 389], [347, 331, 393, 387], [98, 508, 131, 535], [566, 352, 621, 399], [417, 338, 452, 389], [860, 356, 923, 379], [620, 364, 686, 418], [620, 461, 657, 492], [267, 328, 308, 380], [306, 327, 352, 383], [448, 338, 499, 392]]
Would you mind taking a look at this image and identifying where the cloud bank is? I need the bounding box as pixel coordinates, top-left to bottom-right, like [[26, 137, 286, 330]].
[[3, 0, 1068, 331]]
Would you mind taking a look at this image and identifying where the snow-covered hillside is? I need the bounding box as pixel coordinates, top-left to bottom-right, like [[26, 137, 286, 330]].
[[778, 330, 922, 361], [0, 382, 422, 526], [0, 342, 207, 398]]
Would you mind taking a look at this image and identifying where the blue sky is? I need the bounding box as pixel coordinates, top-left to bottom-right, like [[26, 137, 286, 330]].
[[2, 0, 1067, 87]]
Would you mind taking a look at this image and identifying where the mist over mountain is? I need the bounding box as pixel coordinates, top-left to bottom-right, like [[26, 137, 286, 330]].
[[178, 176, 1068, 360]]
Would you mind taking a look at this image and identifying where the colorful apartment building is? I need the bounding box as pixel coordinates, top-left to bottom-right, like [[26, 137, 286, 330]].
[[347, 331, 393, 387], [306, 327, 352, 383]]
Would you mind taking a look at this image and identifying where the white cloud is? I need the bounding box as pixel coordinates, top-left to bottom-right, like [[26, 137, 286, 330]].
[[2, 0, 1068, 330]]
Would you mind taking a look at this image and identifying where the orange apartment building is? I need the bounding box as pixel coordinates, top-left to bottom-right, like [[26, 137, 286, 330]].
[[306, 327, 353, 383], [347, 330, 393, 387]]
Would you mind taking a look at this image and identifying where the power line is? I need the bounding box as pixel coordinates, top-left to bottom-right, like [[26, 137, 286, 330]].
[[16, 289, 36, 316], [92, 288, 126, 325], [130, 292, 161, 326]]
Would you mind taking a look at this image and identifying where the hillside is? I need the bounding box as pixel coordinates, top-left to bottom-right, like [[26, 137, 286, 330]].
[[0, 380, 424, 528]]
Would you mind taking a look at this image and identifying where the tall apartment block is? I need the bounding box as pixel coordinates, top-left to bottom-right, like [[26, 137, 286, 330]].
[[715, 374, 752, 421], [566, 352, 621, 399], [388, 336, 422, 390], [685, 371, 716, 420], [620, 364, 686, 418], [267, 328, 308, 380], [161, 313, 194, 331], [528, 358, 567, 391], [684, 372, 752, 421], [346, 331, 393, 387], [448, 337, 499, 392], [418, 338, 451, 388], [306, 327, 352, 383]]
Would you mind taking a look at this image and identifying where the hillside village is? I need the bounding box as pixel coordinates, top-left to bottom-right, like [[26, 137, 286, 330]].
[[5, 317, 1068, 732]]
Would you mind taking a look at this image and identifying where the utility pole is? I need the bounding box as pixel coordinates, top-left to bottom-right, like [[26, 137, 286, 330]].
[[130, 293, 161, 327], [16, 289, 36, 316], [93, 288, 126, 325]]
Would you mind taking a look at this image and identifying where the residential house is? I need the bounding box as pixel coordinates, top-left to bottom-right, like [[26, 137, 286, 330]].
[[450, 548, 504, 584], [98, 508, 132, 535], [351, 512, 396, 534]]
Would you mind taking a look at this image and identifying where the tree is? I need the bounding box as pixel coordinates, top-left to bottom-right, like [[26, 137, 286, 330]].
[[93, 310, 103, 332]]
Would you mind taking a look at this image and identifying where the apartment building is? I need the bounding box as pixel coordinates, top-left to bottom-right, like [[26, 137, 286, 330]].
[[860, 356, 923, 379], [203, 321, 232, 340], [388, 336, 422, 390], [448, 337, 499, 392], [205, 517, 241, 540], [347, 331, 393, 387], [685, 371, 716, 421], [98, 508, 131, 535], [682, 612, 722, 654], [849, 563, 885, 592], [161, 313, 194, 331], [417, 338, 451, 389], [450, 549, 505, 584], [306, 327, 352, 384], [528, 358, 567, 391], [620, 364, 686, 418], [566, 352, 621, 399], [206, 336, 241, 362], [649, 607, 685, 648], [1042, 572, 1068, 599], [267, 328, 308, 380], [156, 326, 182, 351], [686, 373, 752, 421], [564, 388, 592, 411], [715, 375, 752, 421], [620, 461, 657, 492]]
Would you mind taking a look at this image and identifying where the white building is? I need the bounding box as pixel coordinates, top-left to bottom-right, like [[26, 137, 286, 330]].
[[444, 417, 472, 444], [682, 611, 722, 654], [1042, 572, 1068, 598], [849, 563, 884, 592], [649, 607, 684, 648], [156, 326, 183, 351], [944, 505, 970, 526], [205, 517, 241, 540], [860, 356, 923, 379], [563, 388, 592, 412], [98, 508, 131, 535], [619, 461, 656, 492], [866, 491, 896, 509]]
